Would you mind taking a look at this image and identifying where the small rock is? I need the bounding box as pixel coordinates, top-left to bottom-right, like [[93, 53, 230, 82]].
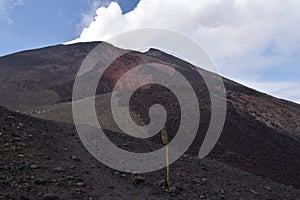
[[174, 183, 183, 191], [43, 194, 60, 200], [121, 174, 127, 178], [221, 189, 226, 195], [18, 123, 24, 127], [108, 185, 115, 189], [157, 179, 167, 187], [91, 164, 98, 169], [23, 183, 32, 191], [37, 192, 44, 197], [114, 171, 120, 175], [0, 132, 3, 137], [7, 116, 15, 119], [200, 194, 205, 199], [35, 177, 47, 185], [53, 167, 64, 172], [77, 182, 85, 187], [67, 175, 75, 180], [131, 175, 145, 185], [19, 142, 27, 147], [71, 155, 81, 162], [29, 164, 39, 169], [11, 137, 21, 142], [265, 186, 272, 191], [122, 143, 129, 147], [34, 152, 42, 156], [250, 189, 258, 195]]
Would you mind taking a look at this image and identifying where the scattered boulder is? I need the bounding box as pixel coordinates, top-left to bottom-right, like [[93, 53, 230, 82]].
[[71, 155, 81, 162], [131, 175, 145, 185], [250, 189, 259, 195], [53, 167, 64, 173], [34, 177, 47, 185], [76, 182, 85, 187], [29, 164, 39, 169], [265, 186, 272, 191]]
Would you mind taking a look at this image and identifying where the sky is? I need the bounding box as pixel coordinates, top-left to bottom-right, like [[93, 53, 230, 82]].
[[0, 0, 299, 103]]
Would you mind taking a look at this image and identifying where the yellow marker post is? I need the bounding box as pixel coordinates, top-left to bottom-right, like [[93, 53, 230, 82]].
[[161, 126, 171, 189]]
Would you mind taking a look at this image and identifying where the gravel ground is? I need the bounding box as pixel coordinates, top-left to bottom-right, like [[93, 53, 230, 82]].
[[0, 106, 300, 200]]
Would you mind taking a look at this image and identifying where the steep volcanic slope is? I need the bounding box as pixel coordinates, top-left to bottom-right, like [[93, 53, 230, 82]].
[[146, 48, 300, 141], [0, 42, 300, 192], [0, 42, 203, 110], [1, 106, 300, 199], [0, 42, 100, 111]]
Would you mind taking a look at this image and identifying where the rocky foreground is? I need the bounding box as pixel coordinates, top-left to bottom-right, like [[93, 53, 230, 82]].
[[1, 106, 300, 200]]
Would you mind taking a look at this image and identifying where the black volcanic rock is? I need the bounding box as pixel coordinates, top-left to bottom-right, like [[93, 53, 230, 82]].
[[0, 105, 300, 199]]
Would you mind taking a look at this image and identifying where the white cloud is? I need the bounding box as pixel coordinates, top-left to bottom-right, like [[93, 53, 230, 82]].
[[72, 0, 300, 67], [76, 0, 112, 33], [0, 0, 23, 24], [70, 0, 300, 103]]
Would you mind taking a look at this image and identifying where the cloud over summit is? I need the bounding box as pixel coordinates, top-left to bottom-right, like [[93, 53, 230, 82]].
[[71, 0, 300, 103]]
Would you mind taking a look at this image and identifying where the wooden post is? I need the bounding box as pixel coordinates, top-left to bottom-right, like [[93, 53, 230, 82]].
[[161, 126, 171, 189]]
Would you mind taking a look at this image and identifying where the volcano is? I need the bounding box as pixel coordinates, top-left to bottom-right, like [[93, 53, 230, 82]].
[[0, 42, 299, 199]]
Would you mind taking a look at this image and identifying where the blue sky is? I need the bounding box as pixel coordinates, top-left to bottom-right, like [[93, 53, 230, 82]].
[[0, 0, 139, 56], [0, 0, 299, 103]]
